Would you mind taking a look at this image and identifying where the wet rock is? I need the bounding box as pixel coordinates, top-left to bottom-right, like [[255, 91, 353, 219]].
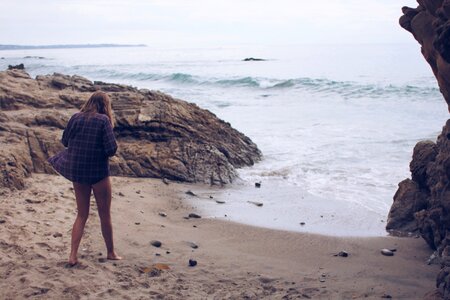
[[381, 249, 394, 256], [8, 63, 24, 70], [188, 213, 201, 219], [150, 240, 162, 248], [188, 259, 197, 267]]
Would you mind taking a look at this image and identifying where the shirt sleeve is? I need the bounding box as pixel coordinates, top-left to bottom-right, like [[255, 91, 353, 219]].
[[102, 118, 118, 157], [61, 115, 75, 147]]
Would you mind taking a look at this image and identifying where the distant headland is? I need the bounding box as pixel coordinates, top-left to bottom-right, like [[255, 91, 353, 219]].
[[0, 44, 147, 51]]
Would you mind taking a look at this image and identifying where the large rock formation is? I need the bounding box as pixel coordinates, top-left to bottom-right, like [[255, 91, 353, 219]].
[[387, 1, 450, 298], [0, 69, 261, 189]]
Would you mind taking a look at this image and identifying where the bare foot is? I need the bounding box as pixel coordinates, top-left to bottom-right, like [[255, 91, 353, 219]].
[[107, 252, 122, 260], [65, 260, 78, 268]]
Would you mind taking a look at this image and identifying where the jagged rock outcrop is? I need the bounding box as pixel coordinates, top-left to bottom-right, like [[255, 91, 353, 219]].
[[388, 1, 450, 298], [0, 69, 261, 189]]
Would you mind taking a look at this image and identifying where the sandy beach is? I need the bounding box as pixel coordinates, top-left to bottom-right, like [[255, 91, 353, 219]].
[[0, 174, 439, 299]]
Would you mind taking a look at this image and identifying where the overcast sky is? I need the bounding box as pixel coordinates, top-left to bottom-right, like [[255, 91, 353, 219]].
[[1, 0, 418, 46]]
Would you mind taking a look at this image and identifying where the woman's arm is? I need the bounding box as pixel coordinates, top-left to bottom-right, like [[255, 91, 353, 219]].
[[61, 114, 76, 147]]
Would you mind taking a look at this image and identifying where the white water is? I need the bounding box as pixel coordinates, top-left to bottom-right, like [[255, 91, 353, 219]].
[[1, 43, 447, 235]]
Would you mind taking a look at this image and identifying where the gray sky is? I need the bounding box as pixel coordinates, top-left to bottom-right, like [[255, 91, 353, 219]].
[[1, 0, 418, 46]]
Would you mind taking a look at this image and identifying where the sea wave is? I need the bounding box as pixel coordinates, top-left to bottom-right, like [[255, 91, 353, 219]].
[[21, 63, 441, 99]]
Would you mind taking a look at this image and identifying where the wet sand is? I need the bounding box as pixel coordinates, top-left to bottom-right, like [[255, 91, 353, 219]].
[[0, 174, 439, 299]]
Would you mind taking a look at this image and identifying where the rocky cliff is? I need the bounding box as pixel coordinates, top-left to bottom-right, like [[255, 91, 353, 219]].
[[387, 1, 450, 298], [0, 69, 261, 189]]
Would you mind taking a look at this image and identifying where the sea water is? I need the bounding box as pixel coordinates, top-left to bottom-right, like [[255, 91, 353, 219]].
[[1, 44, 447, 236]]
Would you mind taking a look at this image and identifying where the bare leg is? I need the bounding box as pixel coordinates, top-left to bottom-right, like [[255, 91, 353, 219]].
[[92, 177, 121, 260], [69, 182, 92, 265]]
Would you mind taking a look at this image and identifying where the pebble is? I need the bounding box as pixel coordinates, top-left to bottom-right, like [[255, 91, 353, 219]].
[[209, 195, 214, 199], [337, 251, 349, 257], [98, 258, 107, 263], [381, 294, 392, 299], [118, 192, 125, 197], [188, 259, 197, 267], [25, 199, 42, 204], [255, 182, 261, 188], [215, 200, 226, 204], [53, 232, 63, 238], [188, 242, 199, 249], [135, 222, 141, 225], [300, 222, 306, 226], [158, 212, 167, 217], [150, 240, 162, 248], [188, 213, 201, 219], [166, 251, 171, 254], [381, 249, 394, 256], [0, 219, 5, 224], [247, 201, 263, 207], [155, 253, 161, 256], [185, 190, 197, 196], [162, 178, 169, 185], [136, 190, 141, 194], [193, 225, 197, 228]]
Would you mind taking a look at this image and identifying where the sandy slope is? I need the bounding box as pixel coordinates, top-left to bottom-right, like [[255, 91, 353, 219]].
[[0, 174, 439, 299]]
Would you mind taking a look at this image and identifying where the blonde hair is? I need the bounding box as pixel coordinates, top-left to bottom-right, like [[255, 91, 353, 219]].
[[81, 91, 115, 127]]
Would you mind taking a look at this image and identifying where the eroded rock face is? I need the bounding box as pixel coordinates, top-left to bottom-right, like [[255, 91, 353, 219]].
[[0, 69, 261, 189], [390, 1, 450, 297]]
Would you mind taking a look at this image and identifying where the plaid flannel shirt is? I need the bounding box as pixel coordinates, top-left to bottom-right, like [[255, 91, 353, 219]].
[[49, 112, 117, 185]]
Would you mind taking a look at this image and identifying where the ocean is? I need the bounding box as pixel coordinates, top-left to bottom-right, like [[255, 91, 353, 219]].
[[1, 43, 447, 236]]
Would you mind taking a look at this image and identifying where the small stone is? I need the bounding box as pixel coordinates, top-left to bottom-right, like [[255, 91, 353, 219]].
[[158, 212, 167, 217], [337, 251, 349, 257], [300, 222, 306, 226], [381, 294, 392, 299], [193, 225, 197, 228], [53, 232, 63, 238], [255, 182, 261, 188], [188, 213, 201, 219], [118, 192, 125, 197], [98, 252, 103, 256], [98, 258, 107, 263], [389, 248, 397, 252], [215, 200, 225, 204], [0, 219, 5, 224], [25, 199, 42, 204], [166, 251, 171, 254], [381, 249, 394, 256], [185, 190, 197, 196], [155, 253, 161, 256], [151, 240, 162, 248], [247, 201, 263, 207], [135, 222, 141, 225], [136, 190, 141, 194], [188, 259, 197, 267], [188, 242, 198, 249], [162, 178, 169, 185], [209, 195, 214, 199]]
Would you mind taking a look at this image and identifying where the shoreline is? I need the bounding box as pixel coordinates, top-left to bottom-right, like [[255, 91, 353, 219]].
[[0, 173, 439, 299]]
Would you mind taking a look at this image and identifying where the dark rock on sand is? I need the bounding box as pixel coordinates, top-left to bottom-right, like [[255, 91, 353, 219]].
[[185, 190, 197, 196], [381, 249, 394, 257], [188, 213, 201, 219], [187, 242, 199, 249], [255, 182, 261, 188], [150, 240, 162, 248], [248, 201, 263, 207], [391, 2, 450, 296], [0, 69, 261, 190], [337, 251, 348, 257], [188, 259, 197, 267]]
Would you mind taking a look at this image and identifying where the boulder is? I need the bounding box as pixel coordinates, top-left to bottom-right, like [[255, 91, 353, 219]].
[[392, 1, 450, 296], [0, 69, 261, 189]]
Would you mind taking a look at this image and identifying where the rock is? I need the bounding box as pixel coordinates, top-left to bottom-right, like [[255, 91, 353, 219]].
[[8, 63, 24, 70], [0, 70, 261, 189], [162, 178, 169, 185], [187, 242, 198, 249], [118, 192, 124, 197], [53, 232, 62, 238], [386, 179, 428, 233], [0, 219, 6, 224], [243, 58, 266, 61], [188, 213, 201, 219], [25, 198, 42, 204], [247, 201, 263, 207], [300, 222, 306, 226], [215, 200, 225, 204], [255, 182, 261, 188], [381, 249, 394, 256], [135, 222, 140, 225], [150, 240, 162, 248], [185, 190, 197, 196], [388, 5, 450, 290], [337, 251, 348, 257], [188, 259, 197, 267], [136, 190, 141, 194], [381, 294, 392, 299], [98, 258, 107, 263], [158, 212, 167, 217]]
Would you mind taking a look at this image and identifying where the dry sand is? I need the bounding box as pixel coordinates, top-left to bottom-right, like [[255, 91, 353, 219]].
[[0, 174, 440, 299]]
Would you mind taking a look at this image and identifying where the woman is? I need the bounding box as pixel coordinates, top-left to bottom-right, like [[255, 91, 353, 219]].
[[49, 91, 121, 266]]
